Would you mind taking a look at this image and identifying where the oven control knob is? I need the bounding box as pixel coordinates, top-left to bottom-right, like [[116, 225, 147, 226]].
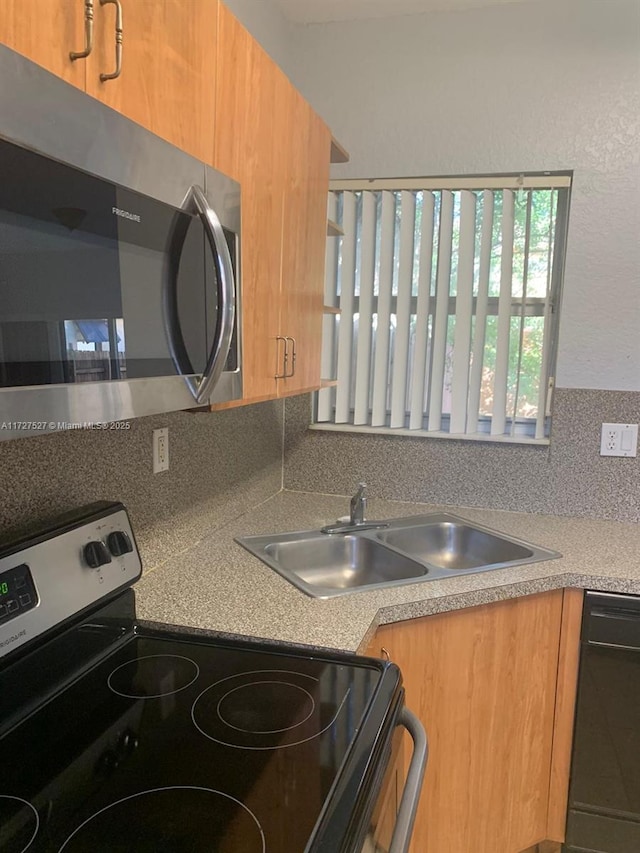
[[84, 540, 112, 569], [107, 530, 133, 557]]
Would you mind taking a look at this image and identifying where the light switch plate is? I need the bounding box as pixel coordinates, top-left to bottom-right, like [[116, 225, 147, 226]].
[[600, 423, 638, 457]]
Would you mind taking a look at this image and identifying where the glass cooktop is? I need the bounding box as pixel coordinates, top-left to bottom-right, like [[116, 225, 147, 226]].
[[0, 631, 389, 853]]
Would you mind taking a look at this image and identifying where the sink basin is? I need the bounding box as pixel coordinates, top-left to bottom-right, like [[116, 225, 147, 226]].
[[263, 535, 427, 595], [377, 521, 533, 571], [236, 531, 428, 598], [236, 512, 560, 599]]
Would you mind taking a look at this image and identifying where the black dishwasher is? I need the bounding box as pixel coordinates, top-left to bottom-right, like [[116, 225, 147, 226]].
[[564, 591, 640, 853]]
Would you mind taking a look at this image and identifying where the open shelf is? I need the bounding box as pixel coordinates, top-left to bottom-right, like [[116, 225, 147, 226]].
[[330, 136, 350, 164], [323, 305, 341, 314], [320, 379, 338, 388], [327, 218, 344, 237]]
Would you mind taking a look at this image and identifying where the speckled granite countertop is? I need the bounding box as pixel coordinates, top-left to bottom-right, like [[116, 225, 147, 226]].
[[134, 491, 640, 653]]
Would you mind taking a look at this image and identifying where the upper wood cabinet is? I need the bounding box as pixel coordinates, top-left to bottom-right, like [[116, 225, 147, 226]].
[[213, 5, 331, 406], [213, 4, 288, 401], [367, 590, 579, 853], [279, 89, 331, 396], [86, 0, 218, 162], [0, 1, 217, 161], [0, 0, 86, 87], [1, 0, 333, 407]]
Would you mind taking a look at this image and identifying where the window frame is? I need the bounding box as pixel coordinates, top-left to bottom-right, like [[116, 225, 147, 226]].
[[313, 173, 572, 445]]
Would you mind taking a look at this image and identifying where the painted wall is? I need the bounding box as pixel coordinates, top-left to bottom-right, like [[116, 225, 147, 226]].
[[221, 0, 294, 72], [285, 0, 640, 391]]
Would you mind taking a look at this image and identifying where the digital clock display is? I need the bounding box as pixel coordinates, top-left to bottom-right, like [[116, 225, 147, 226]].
[[0, 564, 38, 625]]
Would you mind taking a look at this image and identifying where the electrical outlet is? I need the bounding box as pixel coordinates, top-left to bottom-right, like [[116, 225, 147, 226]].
[[600, 423, 638, 458], [152, 428, 169, 473]]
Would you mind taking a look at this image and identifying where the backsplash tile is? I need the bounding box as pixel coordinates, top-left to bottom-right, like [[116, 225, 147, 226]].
[[0, 400, 284, 570], [0, 385, 635, 582], [283, 389, 640, 522]]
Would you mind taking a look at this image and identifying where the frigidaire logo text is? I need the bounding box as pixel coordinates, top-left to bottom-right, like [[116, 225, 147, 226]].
[[112, 207, 141, 223], [0, 629, 27, 649]]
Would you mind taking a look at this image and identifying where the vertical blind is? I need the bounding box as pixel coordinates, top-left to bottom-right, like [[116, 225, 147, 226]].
[[316, 176, 571, 443]]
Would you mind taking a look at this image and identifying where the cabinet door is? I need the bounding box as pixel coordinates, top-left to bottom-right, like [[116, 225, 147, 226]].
[[279, 91, 331, 396], [86, 0, 217, 161], [0, 0, 86, 87], [371, 591, 564, 853], [213, 4, 288, 402]]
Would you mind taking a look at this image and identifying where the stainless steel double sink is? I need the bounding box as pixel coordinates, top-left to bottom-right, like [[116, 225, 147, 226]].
[[236, 513, 561, 599]]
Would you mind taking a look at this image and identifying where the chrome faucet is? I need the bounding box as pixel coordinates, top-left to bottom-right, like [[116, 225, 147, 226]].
[[350, 482, 367, 525], [321, 482, 389, 534]]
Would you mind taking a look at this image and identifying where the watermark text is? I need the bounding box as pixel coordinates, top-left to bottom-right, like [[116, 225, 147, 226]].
[[0, 421, 132, 431]]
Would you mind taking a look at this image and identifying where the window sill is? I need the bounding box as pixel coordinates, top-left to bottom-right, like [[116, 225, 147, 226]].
[[309, 422, 550, 446]]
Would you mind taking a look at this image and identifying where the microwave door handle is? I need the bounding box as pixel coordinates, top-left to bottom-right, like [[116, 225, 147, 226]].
[[162, 208, 199, 398], [188, 185, 236, 404], [162, 186, 236, 403]]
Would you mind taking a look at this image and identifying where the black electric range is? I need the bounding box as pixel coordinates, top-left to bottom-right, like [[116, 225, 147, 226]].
[[0, 502, 412, 853]]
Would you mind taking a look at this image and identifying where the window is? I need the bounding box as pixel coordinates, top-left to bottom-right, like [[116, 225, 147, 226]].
[[315, 174, 571, 443]]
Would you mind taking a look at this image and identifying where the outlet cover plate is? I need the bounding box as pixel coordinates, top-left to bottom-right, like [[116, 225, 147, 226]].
[[600, 423, 638, 458], [153, 427, 169, 473]]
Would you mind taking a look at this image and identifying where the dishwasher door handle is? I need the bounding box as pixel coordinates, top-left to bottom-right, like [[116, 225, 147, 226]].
[[389, 708, 428, 853]]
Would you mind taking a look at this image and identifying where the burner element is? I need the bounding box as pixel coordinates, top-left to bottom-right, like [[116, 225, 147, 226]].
[[107, 654, 199, 698], [0, 796, 39, 853], [192, 669, 350, 750], [218, 680, 315, 733], [58, 787, 265, 853]]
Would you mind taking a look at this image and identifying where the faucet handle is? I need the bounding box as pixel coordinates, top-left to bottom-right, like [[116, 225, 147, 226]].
[[352, 482, 367, 505]]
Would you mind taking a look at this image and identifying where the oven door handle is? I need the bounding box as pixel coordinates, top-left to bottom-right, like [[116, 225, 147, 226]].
[[163, 185, 236, 404], [389, 708, 428, 853]]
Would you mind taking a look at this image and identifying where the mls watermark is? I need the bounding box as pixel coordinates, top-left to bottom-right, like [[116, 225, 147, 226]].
[[0, 421, 132, 431]]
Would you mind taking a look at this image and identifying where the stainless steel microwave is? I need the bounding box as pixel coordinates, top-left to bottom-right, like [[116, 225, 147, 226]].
[[0, 46, 242, 441]]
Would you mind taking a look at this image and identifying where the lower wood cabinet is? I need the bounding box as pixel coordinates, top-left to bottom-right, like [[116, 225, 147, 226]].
[[367, 589, 583, 853]]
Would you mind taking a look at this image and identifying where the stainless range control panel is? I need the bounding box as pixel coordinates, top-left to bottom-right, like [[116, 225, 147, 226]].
[[0, 563, 39, 624], [0, 503, 141, 660]]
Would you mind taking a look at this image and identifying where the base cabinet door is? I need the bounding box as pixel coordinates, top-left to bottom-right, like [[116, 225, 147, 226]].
[[369, 591, 565, 853]]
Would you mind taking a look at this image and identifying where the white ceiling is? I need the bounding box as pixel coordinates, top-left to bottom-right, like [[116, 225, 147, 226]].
[[273, 0, 546, 25]]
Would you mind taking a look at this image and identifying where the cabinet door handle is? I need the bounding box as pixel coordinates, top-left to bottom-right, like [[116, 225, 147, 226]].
[[381, 647, 391, 661], [70, 0, 94, 61], [275, 336, 288, 379], [285, 336, 297, 378], [99, 0, 123, 81]]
